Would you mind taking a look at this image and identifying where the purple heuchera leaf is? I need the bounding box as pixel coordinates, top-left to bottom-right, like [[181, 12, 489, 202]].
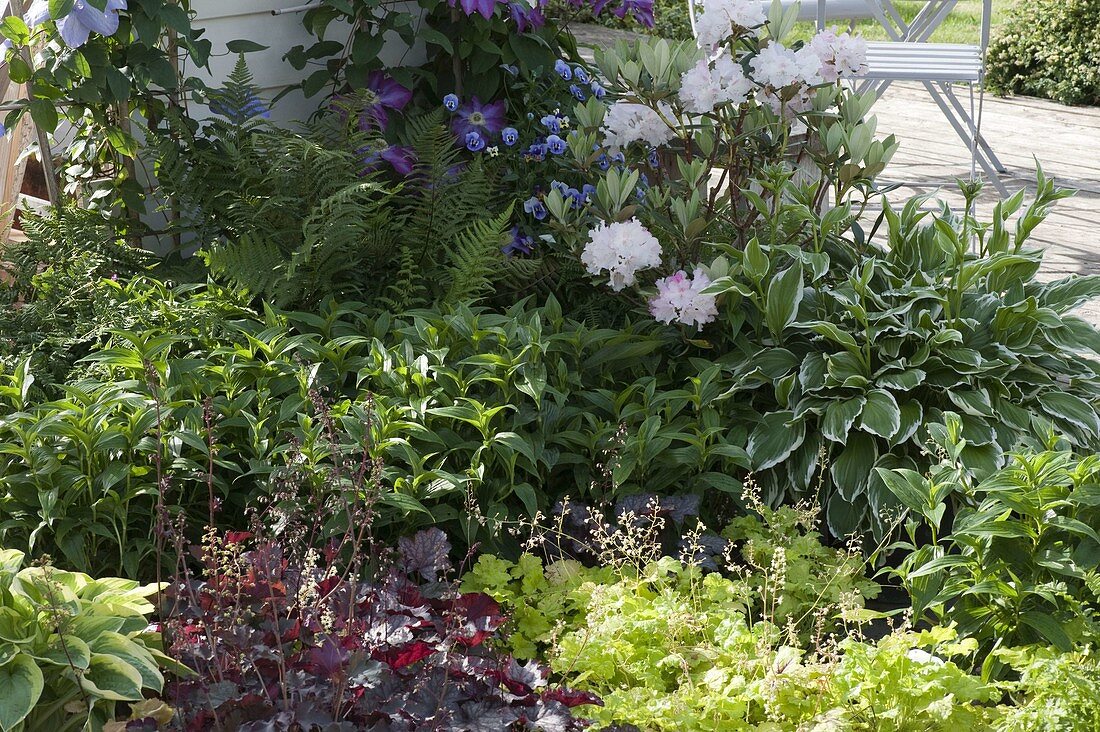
[[398, 527, 451, 580]]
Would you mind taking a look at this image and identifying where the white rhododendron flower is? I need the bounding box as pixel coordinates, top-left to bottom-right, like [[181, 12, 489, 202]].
[[581, 219, 663, 291], [649, 268, 719, 328], [679, 50, 753, 114], [694, 0, 767, 48], [750, 42, 823, 89], [809, 27, 869, 81], [602, 101, 676, 152]]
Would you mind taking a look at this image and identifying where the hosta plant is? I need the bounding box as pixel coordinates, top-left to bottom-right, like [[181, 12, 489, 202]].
[[0, 549, 172, 732]]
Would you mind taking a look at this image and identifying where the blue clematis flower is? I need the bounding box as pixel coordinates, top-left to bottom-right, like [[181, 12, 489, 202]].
[[554, 59, 572, 80], [443, 93, 460, 112], [546, 134, 567, 155], [465, 131, 486, 152], [504, 226, 535, 256], [25, 0, 128, 48], [501, 127, 519, 146], [523, 196, 548, 220]]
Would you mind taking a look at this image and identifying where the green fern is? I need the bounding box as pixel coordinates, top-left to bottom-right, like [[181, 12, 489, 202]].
[[443, 203, 513, 305]]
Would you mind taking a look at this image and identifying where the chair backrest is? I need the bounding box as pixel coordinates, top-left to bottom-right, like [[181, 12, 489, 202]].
[[758, 0, 875, 24]]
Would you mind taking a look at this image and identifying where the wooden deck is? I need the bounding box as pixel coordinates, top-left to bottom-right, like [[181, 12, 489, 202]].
[[572, 24, 1100, 324]]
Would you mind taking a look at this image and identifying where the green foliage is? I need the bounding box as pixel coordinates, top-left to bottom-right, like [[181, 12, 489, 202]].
[[158, 99, 516, 310], [0, 549, 171, 731], [0, 293, 757, 575], [472, 547, 1001, 730], [704, 174, 1100, 537], [286, 0, 579, 106], [462, 501, 877, 661], [0, 208, 152, 388], [883, 449, 1100, 664], [0, 0, 209, 215], [987, 0, 1100, 106], [998, 646, 1100, 731]]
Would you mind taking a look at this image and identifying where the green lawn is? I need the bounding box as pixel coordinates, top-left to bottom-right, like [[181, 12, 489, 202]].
[[789, 0, 1020, 45]]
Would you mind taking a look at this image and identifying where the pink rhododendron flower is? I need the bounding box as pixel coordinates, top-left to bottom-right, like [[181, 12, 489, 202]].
[[649, 267, 718, 328]]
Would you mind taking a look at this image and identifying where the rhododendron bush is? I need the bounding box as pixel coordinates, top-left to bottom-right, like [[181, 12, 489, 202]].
[[527, 0, 896, 328]]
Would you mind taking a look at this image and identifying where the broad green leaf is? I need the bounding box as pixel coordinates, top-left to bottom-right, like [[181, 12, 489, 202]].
[[821, 396, 865, 443], [0, 654, 43, 731], [89, 632, 162, 691], [78, 653, 144, 701], [859, 389, 900, 438], [874, 468, 928, 513], [765, 262, 804, 337], [747, 411, 805, 471], [28, 634, 90, 669], [1040, 391, 1100, 438], [831, 433, 877, 501], [1020, 611, 1073, 652], [825, 492, 864, 537]]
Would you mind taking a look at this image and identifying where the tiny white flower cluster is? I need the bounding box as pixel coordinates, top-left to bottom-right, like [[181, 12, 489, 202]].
[[679, 50, 753, 114], [649, 268, 719, 328], [694, 0, 767, 49], [808, 27, 869, 82], [602, 101, 676, 152], [581, 219, 663, 291]]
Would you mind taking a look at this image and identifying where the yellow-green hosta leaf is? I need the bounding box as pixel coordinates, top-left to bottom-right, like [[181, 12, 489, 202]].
[[0, 654, 44, 732], [77, 654, 144, 701], [88, 633, 163, 691], [28, 634, 91, 670]]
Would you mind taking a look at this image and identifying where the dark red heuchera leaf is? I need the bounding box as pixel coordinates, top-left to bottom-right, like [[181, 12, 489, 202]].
[[166, 531, 597, 731], [226, 531, 253, 544], [398, 527, 452, 581], [543, 687, 604, 708], [448, 592, 504, 646], [375, 640, 434, 670]]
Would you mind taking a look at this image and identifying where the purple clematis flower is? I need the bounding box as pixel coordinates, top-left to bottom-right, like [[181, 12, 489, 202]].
[[358, 72, 413, 131], [504, 226, 535, 256], [359, 145, 416, 177], [452, 97, 506, 139], [25, 0, 127, 47], [448, 0, 504, 21], [509, 1, 545, 32], [614, 0, 654, 27]]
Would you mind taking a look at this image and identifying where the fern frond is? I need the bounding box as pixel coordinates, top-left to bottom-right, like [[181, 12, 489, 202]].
[[443, 203, 513, 305]]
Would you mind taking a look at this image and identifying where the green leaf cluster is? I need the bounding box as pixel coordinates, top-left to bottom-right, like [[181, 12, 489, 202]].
[[0, 549, 171, 732]]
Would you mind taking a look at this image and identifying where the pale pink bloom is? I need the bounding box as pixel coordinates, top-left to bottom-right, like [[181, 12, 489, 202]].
[[679, 50, 753, 113], [809, 27, 868, 82], [649, 267, 718, 328], [750, 42, 822, 89]]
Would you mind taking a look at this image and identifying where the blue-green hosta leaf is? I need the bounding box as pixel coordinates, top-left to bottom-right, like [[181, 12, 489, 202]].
[[825, 492, 865, 538], [876, 367, 926, 391], [890, 400, 924, 447], [747, 411, 805, 471], [822, 396, 865, 443], [0, 655, 43, 731], [947, 389, 994, 417], [1040, 391, 1100, 438], [831, 433, 878, 501], [765, 262, 804, 338], [859, 390, 901, 438]]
